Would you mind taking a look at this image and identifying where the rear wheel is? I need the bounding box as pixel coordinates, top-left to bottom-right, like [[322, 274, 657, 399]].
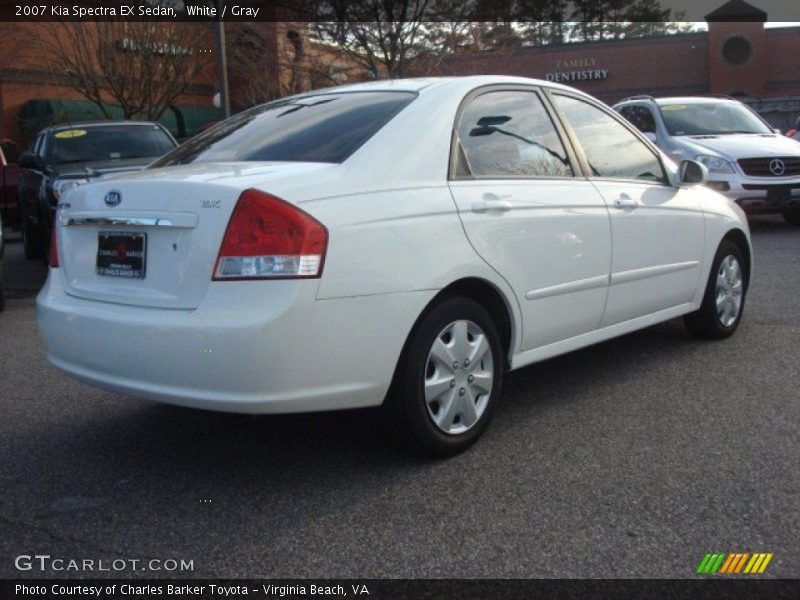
[[386, 296, 503, 457], [783, 210, 800, 226], [684, 239, 747, 339]]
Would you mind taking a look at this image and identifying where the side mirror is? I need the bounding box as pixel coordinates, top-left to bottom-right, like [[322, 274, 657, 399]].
[[774, 128, 782, 134], [19, 152, 42, 170], [679, 160, 708, 185], [643, 131, 657, 144]]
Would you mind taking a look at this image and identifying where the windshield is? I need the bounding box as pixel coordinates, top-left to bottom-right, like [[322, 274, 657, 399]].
[[659, 102, 771, 136], [49, 125, 176, 165], [151, 91, 416, 167]]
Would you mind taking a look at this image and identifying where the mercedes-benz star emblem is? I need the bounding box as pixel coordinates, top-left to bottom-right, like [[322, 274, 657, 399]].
[[769, 159, 786, 176], [104, 190, 122, 207]]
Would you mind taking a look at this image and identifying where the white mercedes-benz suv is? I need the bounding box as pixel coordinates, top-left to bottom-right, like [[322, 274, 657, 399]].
[[38, 77, 751, 456], [614, 95, 800, 225]]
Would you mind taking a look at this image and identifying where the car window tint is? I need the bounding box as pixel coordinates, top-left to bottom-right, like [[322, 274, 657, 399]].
[[620, 105, 656, 133], [152, 91, 416, 167], [555, 95, 666, 183], [457, 90, 572, 178], [659, 101, 771, 136], [48, 126, 176, 164], [34, 134, 45, 158]]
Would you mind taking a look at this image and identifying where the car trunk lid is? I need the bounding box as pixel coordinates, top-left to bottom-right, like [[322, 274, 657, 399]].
[[56, 162, 336, 309]]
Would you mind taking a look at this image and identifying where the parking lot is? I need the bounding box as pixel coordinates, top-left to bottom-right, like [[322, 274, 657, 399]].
[[0, 217, 797, 579]]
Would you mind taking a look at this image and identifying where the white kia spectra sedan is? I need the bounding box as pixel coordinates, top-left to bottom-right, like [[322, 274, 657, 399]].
[[37, 76, 751, 456]]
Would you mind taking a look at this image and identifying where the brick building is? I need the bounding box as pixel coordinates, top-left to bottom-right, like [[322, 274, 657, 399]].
[[436, 0, 800, 130], [0, 20, 364, 149]]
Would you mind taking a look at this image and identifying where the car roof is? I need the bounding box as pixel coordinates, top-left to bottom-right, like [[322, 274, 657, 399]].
[[293, 75, 591, 98], [614, 96, 743, 107], [46, 121, 166, 133], [654, 97, 741, 105]]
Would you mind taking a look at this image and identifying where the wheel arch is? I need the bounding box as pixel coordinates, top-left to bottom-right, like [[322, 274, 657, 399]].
[[413, 277, 518, 370]]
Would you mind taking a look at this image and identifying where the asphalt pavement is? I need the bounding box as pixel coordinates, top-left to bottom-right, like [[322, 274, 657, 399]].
[[0, 218, 797, 579]]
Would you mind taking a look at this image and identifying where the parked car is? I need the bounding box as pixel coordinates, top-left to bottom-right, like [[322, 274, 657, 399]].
[[613, 95, 800, 225], [0, 141, 20, 228], [17, 121, 178, 260], [37, 76, 751, 456], [0, 211, 5, 312]]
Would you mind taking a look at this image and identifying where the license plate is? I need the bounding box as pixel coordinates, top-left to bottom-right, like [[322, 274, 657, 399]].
[[97, 232, 146, 278], [767, 187, 791, 204]]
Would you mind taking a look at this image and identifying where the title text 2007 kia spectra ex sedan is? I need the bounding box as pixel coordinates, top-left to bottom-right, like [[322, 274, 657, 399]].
[[37, 76, 752, 456]]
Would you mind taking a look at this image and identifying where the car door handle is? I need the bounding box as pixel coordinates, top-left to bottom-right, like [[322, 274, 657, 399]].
[[471, 200, 512, 214], [614, 194, 637, 209]]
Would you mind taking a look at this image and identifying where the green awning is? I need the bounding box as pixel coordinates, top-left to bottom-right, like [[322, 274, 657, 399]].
[[18, 99, 222, 142]]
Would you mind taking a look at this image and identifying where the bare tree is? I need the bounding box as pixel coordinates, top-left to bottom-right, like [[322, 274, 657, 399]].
[[310, 0, 434, 79], [35, 22, 211, 120]]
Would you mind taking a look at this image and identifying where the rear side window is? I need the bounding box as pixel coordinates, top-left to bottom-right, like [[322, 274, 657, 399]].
[[152, 91, 416, 167], [456, 90, 573, 178], [555, 95, 666, 183]]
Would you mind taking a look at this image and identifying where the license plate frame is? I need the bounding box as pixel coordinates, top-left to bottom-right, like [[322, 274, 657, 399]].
[[96, 231, 147, 279]]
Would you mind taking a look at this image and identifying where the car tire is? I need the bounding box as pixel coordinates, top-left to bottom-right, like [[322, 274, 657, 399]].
[[684, 239, 747, 339], [0, 258, 5, 312], [782, 211, 800, 226], [385, 296, 504, 457], [21, 211, 44, 260]]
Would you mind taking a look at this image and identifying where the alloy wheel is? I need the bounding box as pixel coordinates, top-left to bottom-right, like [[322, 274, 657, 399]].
[[715, 255, 744, 327]]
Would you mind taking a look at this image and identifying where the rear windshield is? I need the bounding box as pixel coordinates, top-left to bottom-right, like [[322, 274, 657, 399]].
[[49, 125, 176, 164], [151, 91, 416, 167]]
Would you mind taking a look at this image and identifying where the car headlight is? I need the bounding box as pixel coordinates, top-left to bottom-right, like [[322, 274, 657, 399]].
[[51, 178, 89, 200], [695, 155, 735, 174]]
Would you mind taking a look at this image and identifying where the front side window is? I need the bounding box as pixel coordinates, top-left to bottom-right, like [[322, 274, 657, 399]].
[[456, 90, 573, 178], [620, 105, 656, 134], [152, 91, 416, 167], [555, 95, 666, 183]]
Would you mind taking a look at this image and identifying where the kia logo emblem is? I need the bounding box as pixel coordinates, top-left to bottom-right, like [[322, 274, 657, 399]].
[[104, 190, 122, 207], [769, 159, 786, 176]]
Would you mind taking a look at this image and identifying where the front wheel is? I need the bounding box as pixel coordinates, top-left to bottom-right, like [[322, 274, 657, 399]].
[[386, 296, 504, 457], [684, 239, 747, 339], [21, 209, 44, 260]]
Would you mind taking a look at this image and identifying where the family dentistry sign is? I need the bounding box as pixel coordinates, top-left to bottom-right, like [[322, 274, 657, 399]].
[[545, 58, 609, 83]]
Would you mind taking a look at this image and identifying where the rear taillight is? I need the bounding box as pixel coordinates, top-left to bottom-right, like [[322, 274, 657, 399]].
[[49, 222, 59, 268], [213, 189, 328, 280]]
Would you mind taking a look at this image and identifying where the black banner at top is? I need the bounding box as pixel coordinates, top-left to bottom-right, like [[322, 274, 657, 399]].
[[1, 0, 799, 22]]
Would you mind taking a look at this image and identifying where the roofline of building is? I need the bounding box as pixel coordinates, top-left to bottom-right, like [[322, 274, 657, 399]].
[[442, 25, 800, 64]]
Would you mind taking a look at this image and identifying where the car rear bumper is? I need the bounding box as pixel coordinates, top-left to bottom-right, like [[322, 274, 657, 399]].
[[37, 273, 433, 414]]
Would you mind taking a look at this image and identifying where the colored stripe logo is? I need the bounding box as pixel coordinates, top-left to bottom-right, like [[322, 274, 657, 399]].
[[696, 552, 773, 574]]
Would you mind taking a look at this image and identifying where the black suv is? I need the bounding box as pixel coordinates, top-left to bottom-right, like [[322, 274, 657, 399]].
[[17, 122, 177, 260]]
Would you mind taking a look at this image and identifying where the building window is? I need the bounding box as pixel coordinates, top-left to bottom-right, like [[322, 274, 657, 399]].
[[722, 35, 752, 66], [286, 30, 303, 62]]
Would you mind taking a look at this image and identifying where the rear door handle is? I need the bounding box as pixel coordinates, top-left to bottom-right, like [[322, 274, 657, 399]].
[[614, 194, 637, 209], [471, 200, 512, 214]]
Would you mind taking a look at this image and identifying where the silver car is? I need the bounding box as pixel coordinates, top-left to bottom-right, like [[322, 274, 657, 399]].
[[614, 95, 800, 225]]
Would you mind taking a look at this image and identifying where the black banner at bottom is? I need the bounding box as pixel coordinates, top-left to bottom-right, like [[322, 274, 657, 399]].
[[3, 579, 800, 600]]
